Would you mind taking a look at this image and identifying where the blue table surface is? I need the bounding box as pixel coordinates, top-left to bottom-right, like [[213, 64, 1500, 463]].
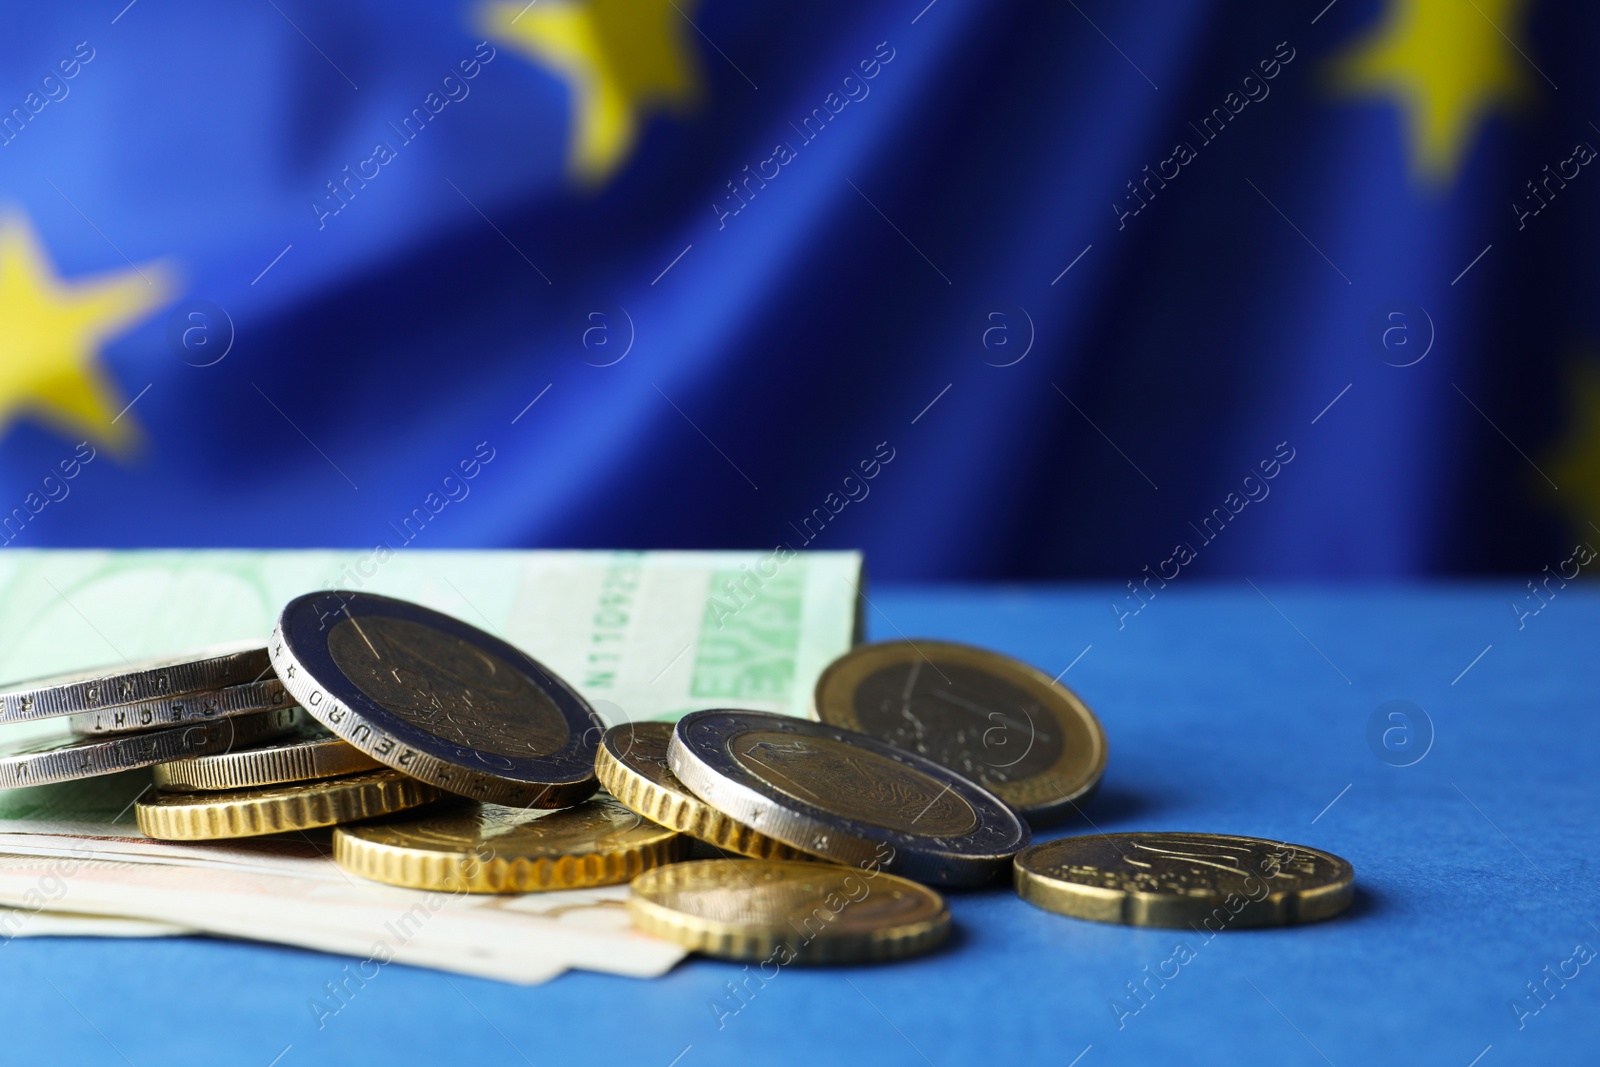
[[5, 583, 1597, 1067]]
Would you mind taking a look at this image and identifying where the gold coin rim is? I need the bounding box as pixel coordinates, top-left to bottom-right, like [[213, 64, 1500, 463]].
[[333, 797, 690, 893], [627, 859, 951, 963], [595, 723, 814, 862], [135, 768, 440, 841], [1012, 831, 1355, 928], [153, 732, 382, 792], [812, 639, 1109, 816]]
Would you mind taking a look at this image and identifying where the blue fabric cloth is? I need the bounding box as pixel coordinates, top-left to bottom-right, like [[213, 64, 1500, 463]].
[[4, 584, 1592, 1065], [0, 1, 1585, 580]]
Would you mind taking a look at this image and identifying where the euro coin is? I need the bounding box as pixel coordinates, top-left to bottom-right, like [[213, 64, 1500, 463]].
[[270, 591, 600, 807], [135, 768, 440, 840], [628, 859, 950, 963], [595, 722, 812, 861], [669, 710, 1029, 886], [0, 641, 272, 724], [152, 724, 382, 792], [0, 706, 303, 789], [813, 640, 1108, 823], [333, 794, 687, 892], [1013, 832, 1355, 928], [68, 677, 291, 736]]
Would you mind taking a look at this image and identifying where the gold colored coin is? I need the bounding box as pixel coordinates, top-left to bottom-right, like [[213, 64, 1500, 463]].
[[333, 794, 688, 893], [595, 722, 812, 861], [628, 859, 950, 963], [1014, 832, 1355, 928], [153, 727, 383, 792], [135, 769, 440, 841], [813, 639, 1109, 823]]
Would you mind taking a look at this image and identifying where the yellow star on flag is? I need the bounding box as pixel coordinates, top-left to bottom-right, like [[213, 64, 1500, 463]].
[[1546, 360, 1600, 528], [1327, 0, 1538, 184], [482, 0, 703, 184], [0, 214, 174, 455]]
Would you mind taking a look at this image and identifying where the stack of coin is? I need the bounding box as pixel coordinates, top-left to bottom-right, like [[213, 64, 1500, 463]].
[[0, 591, 1357, 971], [0, 642, 306, 789], [135, 721, 442, 840]]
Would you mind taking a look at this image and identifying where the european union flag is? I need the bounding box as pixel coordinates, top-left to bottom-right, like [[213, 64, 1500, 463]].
[[0, 0, 1584, 582]]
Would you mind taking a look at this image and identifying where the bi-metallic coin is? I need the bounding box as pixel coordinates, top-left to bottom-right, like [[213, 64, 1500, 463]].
[[813, 640, 1108, 823], [68, 678, 290, 736], [669, 710, 1030, 886], [0, 706, 303, 789], [270, 591, 600, 807], [595, 722, 812, 861], [0, 641, 271, 724]]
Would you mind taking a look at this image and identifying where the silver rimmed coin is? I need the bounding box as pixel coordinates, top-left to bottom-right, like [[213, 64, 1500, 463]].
[[0, 641, 272, 724], [68, 678, 291, 736], [1013, 832, 1355, 928], [668, 710, 1030, 887], [812, 640, 1108, 823], [270, 591, 600, 807], [0, 706, 303, 789], [152, 722, 382, 792]]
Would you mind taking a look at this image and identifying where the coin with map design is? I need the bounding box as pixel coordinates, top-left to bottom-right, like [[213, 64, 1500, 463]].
[[812, 639, 1107, 823], [1013, 832, 1354, 928]]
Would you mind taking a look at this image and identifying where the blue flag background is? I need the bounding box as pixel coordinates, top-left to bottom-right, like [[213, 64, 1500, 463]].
[[0, 0, 1589, 582]]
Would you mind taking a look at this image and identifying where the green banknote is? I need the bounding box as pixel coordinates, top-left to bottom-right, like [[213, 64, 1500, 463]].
[[0, 548, 862, 725]]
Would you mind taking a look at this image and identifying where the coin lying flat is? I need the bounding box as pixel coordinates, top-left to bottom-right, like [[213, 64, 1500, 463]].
[[1014, 832, 1355, 928], [68, 678, 291, 736], [669, 710, 1030, 887], [270, 591, 600, 807], [152, 725, 382, 792], [334, 794, 688, 892], [0, 706, 304, 789], [136, 768, 440, 840], [0, 641, 271, 724], [596, 722, 812, 861], [813, 640, 1108, 823], [629, 859, 950, 963]]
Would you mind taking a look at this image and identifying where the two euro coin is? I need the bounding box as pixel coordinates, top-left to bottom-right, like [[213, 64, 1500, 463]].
[[667, 710, 1029, 886]]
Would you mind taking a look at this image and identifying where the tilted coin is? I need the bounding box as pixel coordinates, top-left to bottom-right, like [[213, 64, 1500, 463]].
[[334, 794, 687, 892], [596, 722, 812, 861], [0, 706, 304, 789], [669, 710, 1030, 886], [813, 639, 1108, 823], [68, 678, 291, 736], [628, 859, 950, 963], [136, 768, 440, 840], [1013, 832, 1355, 928], [0, 641, 271, 724], [270, 591, 600, 807], [152, 724, 382, 792]]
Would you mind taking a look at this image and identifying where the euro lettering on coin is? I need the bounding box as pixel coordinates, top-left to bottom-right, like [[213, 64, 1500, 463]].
[[1013, 832, 1355, 928], [669, 710, 1030, 886], [68, 677, 290, 736], [0, 706, 303, 789], [812, 640, 1108, 822], [270, 591, 600, 807], [0, 641, 272, 724]]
